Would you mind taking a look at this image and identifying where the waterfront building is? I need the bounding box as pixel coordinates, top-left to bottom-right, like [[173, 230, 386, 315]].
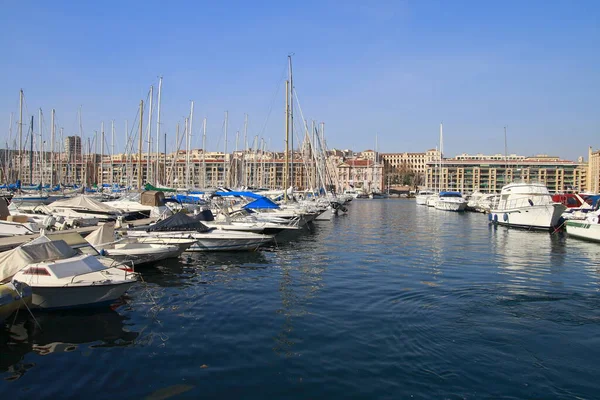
[[64, 136, 81, 162], [588, 147, 600, 193], [380, 149, 440, 187], [334, 153, 384, 193], [3, 146, 594, 196], [425, 153, 587, 194]]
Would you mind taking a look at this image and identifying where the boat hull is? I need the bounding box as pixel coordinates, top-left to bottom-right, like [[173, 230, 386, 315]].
[[105, 246, 182, 266], [434, 200, 467, 212], [26, 281, 135, 309], [189, 238, 268, 252], [0, 282, 32, 323], [565, 220, 600, 242], [127, 230, 273, 252], [490, 204, 565, 230]]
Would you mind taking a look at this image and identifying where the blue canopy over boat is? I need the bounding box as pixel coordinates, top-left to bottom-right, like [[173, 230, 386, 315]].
[[439, 191, 463, 197], [214, 191, 263, 199], [173, 194, 206, 204], [242, 197, 280, 210]]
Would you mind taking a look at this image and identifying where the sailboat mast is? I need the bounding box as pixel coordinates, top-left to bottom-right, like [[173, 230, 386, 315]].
[[202, 117, 206, 189], [38, 108, 42, 185], [138, 100, 143, 189], [243, 113, 248, 187], [100, 121, 104, 188], [7, 113, 13, 184], [51, 109, 55, 186], [111, 120, 114, 186], [224, 111, 228, 187], [59, 127, 63, 185], [146, 85, 153, 183], [189, 101, 194, 187], [29, 115, 34, 184], [185, 117, 190, 188], [79, 106, 84, 187], [125, 120, 129, 187], [156, 76, 162, 184], [288, 55, 294, 197], [439, 123, 444, 192], [18, 90, 23, 184], [284, 80, 289, 202]]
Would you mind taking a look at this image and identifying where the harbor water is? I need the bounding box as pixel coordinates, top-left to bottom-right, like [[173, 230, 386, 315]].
[[2, 200, 600, 399]]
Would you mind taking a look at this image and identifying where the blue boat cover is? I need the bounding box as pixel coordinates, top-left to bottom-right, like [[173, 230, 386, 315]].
[[173, 194, 206, 204], [214, 191, 263, 199], [439, 191, 463, 197], [243, 197, 280, 209]]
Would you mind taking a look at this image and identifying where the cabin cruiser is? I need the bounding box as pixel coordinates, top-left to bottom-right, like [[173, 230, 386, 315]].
[[196, 209, 300, 235], [489, 181, 566, 230], [126, 212, 274, 252], [416, 190, 436, 205], [1, 239, 138, 309], [434, 191, 467, 212], [467, 193, 500, 213], [85, 223, 186, 266]]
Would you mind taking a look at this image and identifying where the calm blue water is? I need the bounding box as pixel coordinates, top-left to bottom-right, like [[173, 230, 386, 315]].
[[2, 200, 600, 399]]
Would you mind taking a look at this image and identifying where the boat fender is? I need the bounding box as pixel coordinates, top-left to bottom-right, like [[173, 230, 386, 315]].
[[503, 213, 509, 222], [493, 214, 498, 223], [100, 249, 108, 256], [528, 199, 534, 206], [488, 213, 492, 221]]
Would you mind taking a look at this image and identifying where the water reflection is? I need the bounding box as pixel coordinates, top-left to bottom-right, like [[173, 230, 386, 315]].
[[139, 251, 272, 288], [1, 308, 138, 380], [272, 224, 328, 358]]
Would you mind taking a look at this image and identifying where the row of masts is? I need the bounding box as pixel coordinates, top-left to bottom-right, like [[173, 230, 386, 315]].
[[5, 58, 338, 192]]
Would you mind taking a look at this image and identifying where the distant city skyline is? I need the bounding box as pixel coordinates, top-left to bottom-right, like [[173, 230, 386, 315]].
[[1, 1, 598, 162]]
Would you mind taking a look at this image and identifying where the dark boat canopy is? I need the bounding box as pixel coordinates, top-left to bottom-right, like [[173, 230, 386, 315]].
[[146, 212, 210, 233]]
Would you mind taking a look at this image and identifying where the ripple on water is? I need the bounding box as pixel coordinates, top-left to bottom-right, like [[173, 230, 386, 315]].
[[2, 200, 600, 399]]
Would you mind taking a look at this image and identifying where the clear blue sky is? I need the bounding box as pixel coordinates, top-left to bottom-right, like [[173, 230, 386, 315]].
[[1, 0, 598, 160]]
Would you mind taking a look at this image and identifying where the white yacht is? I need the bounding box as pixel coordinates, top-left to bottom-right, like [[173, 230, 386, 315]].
[[489, 182, 566, 230], [434, 192, 467, 212], [415, 190, 436, 206]]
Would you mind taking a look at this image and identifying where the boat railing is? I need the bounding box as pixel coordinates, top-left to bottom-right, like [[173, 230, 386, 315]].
[[500, 196, 551, 210]]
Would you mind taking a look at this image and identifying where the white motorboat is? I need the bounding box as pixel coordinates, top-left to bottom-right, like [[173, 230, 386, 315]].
[[46, 195, 123, 223], [416, 190, 436, 205], [198, 209, 300, 234], [468, 193, 500, 213], [426, 195, 438, 207], [434, 191, 467, 212], [565, 211, 600, 242], [343, 189, 361, 199], [85, 224, 184, 266], [489, 181, 566, 230], [132, 237, 197, 252], [126, 212, 274, 252], [369, 192, 389, 199], [0, 219, 40, 237], [2, 240, 138, 309], [104, 191, 173, 219]]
